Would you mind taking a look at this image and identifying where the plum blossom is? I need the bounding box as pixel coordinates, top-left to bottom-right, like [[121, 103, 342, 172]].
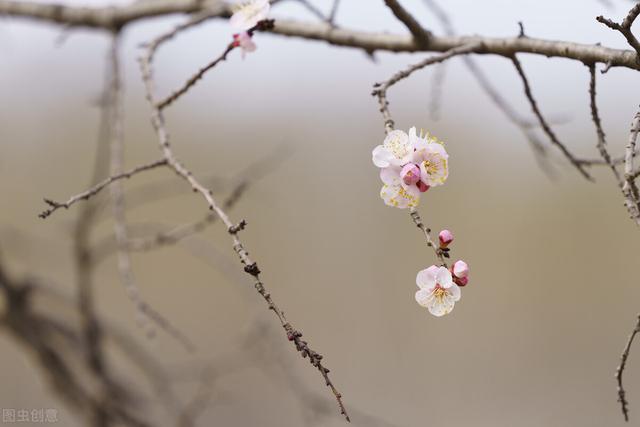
[[372, 129, 413, 168], [233, 31, 257, 58], [438, 229, 454, 247], [230, 0, 270, 31], [372, 127, 449, 208], [452, 260, 469, 287], [415, 266, 461, 317]]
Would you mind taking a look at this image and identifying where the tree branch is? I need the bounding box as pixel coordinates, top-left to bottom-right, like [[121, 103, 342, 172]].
[[1, 1, 639, 70], [138, 17, 350, 422], [39, 159, 167, 219], [510, 55, 592, 180], [383, 0, 431, 46], [616, 314, 640, 422]]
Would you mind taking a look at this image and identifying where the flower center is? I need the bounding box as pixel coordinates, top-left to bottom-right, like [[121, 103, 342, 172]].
[[387, 136, 409, 159], [422, 159, 437, 175], [433, 285, 447, 303]]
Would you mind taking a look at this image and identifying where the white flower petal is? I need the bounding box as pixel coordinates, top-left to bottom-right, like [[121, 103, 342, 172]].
[[380, 166, 401, 186], [415, 288, 431, 307], [427, 294, 455, 317], [436, 267, 453, 288], [382, 130, 411, 165], [448, 283, 461, 302], [379, 184, 419, 209], [416, 266, 439, 290], [372, 145, 393, 168]]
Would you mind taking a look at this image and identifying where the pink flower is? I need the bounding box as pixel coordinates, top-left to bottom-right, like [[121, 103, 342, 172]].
[[415, 266, 461, 317], [451, 260, 469, 287], [438, 229, 454, 247], [233, 31, 257, 58], [400, 163, 420, 186], [372, 126, 448, 209]]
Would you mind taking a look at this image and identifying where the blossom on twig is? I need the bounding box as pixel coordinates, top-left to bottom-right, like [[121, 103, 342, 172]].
[[372, 127, 449, 208]]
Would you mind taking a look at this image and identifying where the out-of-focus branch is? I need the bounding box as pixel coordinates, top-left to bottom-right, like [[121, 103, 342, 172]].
[[0, 264, 150, 427], [138, 17, 350, 422], [616, 314, 640, 421], [588, 63, 622, 185], [105, 33, 194, 352], [623, 109, 640, 225], [510, 55, 592, 180], [372, 43, 480, 132], [327, 0, 341, 26], [597, 3, 640, 61], [383, 0, 431, 46], [421, 0, 551, 173]]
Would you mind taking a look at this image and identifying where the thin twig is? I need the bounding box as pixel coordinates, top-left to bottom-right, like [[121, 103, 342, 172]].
[[409, 208, 447, 267], [39, 159, 167, 219], [616, 314, 640, 421], [327, 0, 341, 26], [138, 17, 350, 422], [623, 109, 640, 224], [588, 63, 622, 185], [421, 0, 551, 174], [510, 55, 592, 180], [597, 3, 640, 61], [372, 43, 480, 132]]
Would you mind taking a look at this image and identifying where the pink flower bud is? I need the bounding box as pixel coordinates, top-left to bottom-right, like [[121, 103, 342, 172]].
[[416, 181, 430, 193], [454, 276, 468, 287], [400, 163, 420, 186], [438, 229, 454, 247], [452, 260, 469, 279]]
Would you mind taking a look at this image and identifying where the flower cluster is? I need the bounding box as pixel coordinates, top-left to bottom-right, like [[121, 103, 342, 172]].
[[414, 229, 470, 316], [372, 127, 449, 209], [372, 128, 469, 317], [229, 0, 270, 58]]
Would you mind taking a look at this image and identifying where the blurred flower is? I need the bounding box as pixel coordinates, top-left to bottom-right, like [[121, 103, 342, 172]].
[[438, 229, 454, 247], [233, 31, 257, 58], [230, 0, 270, 31], [415, 265, 461, 317], [372, 127, 448, 208]]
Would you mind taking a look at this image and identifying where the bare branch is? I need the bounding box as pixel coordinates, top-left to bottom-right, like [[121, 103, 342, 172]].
[[597, 3, 640, 60], [327, 0, 341, 26], [2, 1, 640, 70], [588, 63, 622, 184], [409, 208, 447, 267], [106, 33, 194, 352], [623, 109, 640, 224], [372, 43, 481, 132], [39, 159, 166, 219], [422, 0, 551, 174], [138, 17, 350, 421], [616, 314, 640, 421], [383, 0, 431, 46], [510, 55, 593, 180]]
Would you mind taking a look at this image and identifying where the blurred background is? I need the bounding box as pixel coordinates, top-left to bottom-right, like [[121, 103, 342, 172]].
[[2, 0, 640, 425]]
